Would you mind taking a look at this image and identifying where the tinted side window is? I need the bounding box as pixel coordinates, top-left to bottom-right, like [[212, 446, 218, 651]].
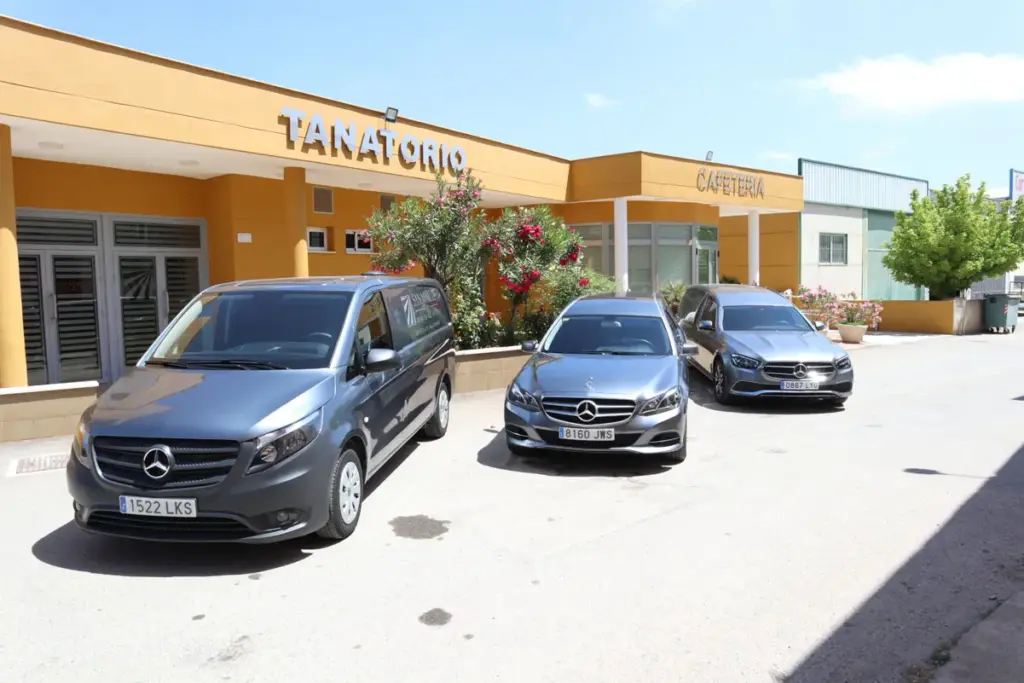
[[699, 299, 718, 325], [348, 292, 393, 375], [679, 289, 705, 318], [397, 285, 450, 343]]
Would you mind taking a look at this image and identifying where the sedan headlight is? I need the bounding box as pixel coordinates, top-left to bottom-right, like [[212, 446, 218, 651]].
[[639, 389, 682, 416], [731, 354, 760, 370], [72, 418, 91, 469], [836, 355, 852, 370], [247, 409, 323, 474], [507, 383, 540, 411]]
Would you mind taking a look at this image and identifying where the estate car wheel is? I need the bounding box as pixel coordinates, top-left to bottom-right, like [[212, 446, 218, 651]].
[[316, 447, 364, 540], [712, 358, 733, 405], [421, 380, 451, 440]]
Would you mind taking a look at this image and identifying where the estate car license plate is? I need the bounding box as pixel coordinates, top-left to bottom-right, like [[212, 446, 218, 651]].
[[119, 495, 197, 518], [781, 380, 819, 391], [559, 427, 615, 441]]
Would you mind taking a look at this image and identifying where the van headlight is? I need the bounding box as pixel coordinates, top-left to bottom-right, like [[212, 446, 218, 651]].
[[507, 383, 540, 411], [639, 389, 682, 415], [247, 409, 323, 474], [73, 418, 91, 468]]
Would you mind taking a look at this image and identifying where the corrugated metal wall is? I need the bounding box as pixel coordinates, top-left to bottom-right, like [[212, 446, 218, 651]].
[[799, 159, 928, 212]]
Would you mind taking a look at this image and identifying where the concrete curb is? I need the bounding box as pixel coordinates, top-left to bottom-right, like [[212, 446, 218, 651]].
[[932, 591, 1024, 683]]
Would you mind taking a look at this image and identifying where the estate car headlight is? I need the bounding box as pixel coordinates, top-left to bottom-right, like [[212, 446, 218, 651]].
[[72, 418, 91, 469], [639, 389, 682, 416], [507, 383, 540, 411], [247, 409, 323, 474], [836, 355, 852, 370], [730, 354, 760, 370]]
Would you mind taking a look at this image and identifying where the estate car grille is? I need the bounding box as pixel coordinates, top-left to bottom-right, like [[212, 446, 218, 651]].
[[762, 361, 837, 381], [92, 436, 241, 490], [540, 397, 637, 426]]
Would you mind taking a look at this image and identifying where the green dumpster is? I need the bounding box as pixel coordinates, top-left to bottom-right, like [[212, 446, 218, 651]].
[[984, 294, 1020, 333]]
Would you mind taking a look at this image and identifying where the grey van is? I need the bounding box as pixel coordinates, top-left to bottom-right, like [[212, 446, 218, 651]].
[[66, 275, 456, 543]]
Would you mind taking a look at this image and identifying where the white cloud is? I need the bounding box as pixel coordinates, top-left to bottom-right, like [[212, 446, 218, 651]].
[[987, 186, 1009, 198], [761, 151, 795, 162], [800, 53, 1024, 114], [585, 93, 616, 108]]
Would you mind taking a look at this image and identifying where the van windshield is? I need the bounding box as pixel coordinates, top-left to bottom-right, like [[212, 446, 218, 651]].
[[147, 290, 354, 369]]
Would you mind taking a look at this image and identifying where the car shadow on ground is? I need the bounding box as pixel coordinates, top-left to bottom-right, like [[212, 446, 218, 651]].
[[687, 371, 842, 415], [30, 441, 419, 578], [778, 443, 1024, 683], [476, 429, 671, 477]]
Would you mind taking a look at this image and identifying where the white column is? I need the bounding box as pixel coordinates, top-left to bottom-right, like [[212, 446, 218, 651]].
[[747, 210, 760, 286], [613, 198, 628, 294]]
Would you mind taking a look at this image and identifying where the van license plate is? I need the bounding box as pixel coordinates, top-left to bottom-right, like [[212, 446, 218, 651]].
[[119, 495, 197, 518], [781, 381, 819, 391], [559, 427, 615, 441]]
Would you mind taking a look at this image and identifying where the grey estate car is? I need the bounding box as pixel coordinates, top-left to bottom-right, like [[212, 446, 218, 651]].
[[66, 275, 456, 544], [504, 293, 698, 464], [677, 284, 853, 406]]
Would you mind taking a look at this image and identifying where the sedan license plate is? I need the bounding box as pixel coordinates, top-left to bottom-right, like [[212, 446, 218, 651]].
[[559, 427, 615, 441], [781, 380, 819, 391], [119, 495, 197, 518]]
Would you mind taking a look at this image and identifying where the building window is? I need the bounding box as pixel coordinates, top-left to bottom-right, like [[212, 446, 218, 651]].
[[307, 227, 329, 252], [819, 233, 848, 265], [312, 187, 334, 214], [345, 230, 374, 254], [380, 195, 396, 213]]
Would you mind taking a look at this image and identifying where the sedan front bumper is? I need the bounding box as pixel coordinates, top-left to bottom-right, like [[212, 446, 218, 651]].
[[504, 401, 686, 455], [723, 362, 854, 399]]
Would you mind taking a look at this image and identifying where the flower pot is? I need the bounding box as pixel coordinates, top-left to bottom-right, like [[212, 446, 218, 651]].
[[837, 323, 867, 344]]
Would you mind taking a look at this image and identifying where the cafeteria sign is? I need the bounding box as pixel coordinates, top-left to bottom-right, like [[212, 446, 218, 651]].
[[696, 167, 765, 199]]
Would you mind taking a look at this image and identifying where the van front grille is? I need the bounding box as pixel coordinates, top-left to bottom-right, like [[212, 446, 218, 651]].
[[92, 437, 241, 490]]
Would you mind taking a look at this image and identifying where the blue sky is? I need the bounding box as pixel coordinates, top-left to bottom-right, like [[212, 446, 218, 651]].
[[2, 0, 1022, 194]]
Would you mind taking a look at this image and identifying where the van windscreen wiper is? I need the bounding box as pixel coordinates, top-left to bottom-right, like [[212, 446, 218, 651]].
[[178, 358, 289, 370]]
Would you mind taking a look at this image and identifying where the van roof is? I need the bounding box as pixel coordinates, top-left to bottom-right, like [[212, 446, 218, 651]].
[[205, 275, 439, 294]]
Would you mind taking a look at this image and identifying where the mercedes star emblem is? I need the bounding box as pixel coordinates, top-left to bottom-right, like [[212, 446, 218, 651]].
[[576, 400, 599, 423], [142, 444, 175, 480], [793, 363, 808, 379]]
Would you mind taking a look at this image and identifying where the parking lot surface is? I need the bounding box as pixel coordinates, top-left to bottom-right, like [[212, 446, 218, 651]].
[[2, 333, 1023, 683]]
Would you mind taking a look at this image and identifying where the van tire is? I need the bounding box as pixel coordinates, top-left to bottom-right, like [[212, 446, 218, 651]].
[[421, 380, 451, 440], [316, 447, 363, 541]]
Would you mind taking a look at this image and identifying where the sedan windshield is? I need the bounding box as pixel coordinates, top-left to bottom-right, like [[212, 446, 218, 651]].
[[722, 305, 814, 332], [543, 314, 671, 356], [147, 290, 354, 369]]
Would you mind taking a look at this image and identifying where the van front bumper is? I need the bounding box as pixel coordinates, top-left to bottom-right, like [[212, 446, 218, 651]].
[[66, 438, 337, 544]]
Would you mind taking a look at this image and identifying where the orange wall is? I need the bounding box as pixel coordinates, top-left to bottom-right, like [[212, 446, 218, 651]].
[[719, 213, 800, 292], [552, 201, 719, 225]]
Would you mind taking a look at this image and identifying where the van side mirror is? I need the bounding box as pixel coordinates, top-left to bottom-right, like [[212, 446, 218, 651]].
[[697, 320, 714, 331], [364, 348, 400, 373], [520, 341, 537, 353], [682, 312, 696, 325]]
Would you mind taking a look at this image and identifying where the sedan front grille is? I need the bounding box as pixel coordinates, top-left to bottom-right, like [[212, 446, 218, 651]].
[[93, 437, 241, 490], [540, 397, 636, 426], [762, 361, 836, 381]]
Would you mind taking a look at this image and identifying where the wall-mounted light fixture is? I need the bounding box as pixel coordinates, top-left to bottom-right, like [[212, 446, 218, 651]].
[[384, 107, 399, 123]]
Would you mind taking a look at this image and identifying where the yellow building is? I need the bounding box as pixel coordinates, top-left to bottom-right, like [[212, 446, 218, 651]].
[[0, 16, 803, 391]]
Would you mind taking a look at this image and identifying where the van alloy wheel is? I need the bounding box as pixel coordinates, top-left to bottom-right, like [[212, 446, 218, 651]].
[[422, 381, 451, 439], [437, 387, 450, 430], [316, 447, 364, 540], [338, 460, 362, 525]]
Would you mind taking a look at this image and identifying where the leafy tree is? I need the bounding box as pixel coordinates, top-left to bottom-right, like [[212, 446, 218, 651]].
[[364, 170, 486, 292], [480, 205, 585, 340], [883, 175, 1024, 300]]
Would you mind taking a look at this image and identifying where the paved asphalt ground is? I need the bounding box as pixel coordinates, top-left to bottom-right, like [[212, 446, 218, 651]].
[[1, 334, 1023, 683]]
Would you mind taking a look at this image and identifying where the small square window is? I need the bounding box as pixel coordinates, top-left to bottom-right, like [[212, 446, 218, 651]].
[[345, 230, 374, 254], [818, 233, 848, 265], [307, 228, 329, 252], [380, 195, 396, 213], [312, 187, 334, 214]]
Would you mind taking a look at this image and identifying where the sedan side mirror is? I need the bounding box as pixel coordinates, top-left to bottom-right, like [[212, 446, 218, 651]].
[[814, 320, 826, 331], [680, 341, 699, 357], [520, 341, 538, 353], [697, 320, 714, 331], [364, 348, 400, 373]]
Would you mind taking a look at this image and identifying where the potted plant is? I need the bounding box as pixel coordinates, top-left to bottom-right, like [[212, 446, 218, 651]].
[[828, 298, 884, 343]]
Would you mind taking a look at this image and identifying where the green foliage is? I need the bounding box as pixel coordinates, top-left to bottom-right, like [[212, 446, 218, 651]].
[[364, 170, 486, 293], [659, 281, 688, 315], [883, 175, 1024, 300], [448, 272, 487, 350], [515, 266, 614, 342], [481, 205, 585, 338]]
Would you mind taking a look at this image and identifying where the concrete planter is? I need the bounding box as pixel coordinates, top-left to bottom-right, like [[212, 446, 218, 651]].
[[454, 345, 528, 394], [837, 323, 867, 344]]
